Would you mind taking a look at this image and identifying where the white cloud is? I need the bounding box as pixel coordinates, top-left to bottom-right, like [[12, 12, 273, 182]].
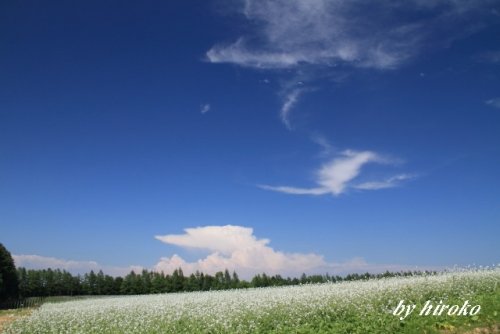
[[13, 254, 142, 277], [485, 98, 500, 109], [207, 0, 496, 129], [155, 225, 326, 278], [155, 225, 434, 278], [280, 89, 303, 129], [13, 227, 433, 279], [260, 150, 410, 196], [200, 103, 211, 114], [258, 184, 330, 196], [316, 150, 384, 194], [207, 0, 496, 70], [207, 38, 304, 69], [156, 225, 268, 255], [354, 174, 415, 190], [311, 134, 334, 156]]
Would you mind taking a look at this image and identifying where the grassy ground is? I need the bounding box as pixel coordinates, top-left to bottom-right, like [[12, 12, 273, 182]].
[[0, 309, 33, 333], [402, 287, 500, 334]]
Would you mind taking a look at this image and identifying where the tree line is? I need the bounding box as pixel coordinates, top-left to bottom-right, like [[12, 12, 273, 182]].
[[13, 267, 431, 298]]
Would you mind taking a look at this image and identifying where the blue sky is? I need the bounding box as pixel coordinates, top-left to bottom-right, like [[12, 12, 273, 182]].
[[1, 0, 499, 277]]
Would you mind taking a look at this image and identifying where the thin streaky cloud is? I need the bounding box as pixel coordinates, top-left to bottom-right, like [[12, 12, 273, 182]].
[[354, 174, 415, 190], [485, 98, 500, 109], [280, 89, 303, 129], [260, 150, 411, 196], [310, 134, 335, 157], [258, 184, 329, 195], [207, 0, 497, 70], [207, 0, 498, 128]]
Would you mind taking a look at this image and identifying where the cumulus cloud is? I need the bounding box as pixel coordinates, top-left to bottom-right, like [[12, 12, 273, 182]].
[[13, 254, 142, 277], [260, 150, 410, 196], [155, 225, 326, 278], [200, 103, 211, 114], [13, 227, 433, 279], [154, 225, 433, 278], [485, 98, 500, 109]]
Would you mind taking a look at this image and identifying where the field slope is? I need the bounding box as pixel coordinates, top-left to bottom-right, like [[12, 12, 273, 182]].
[[4, 268, 500, 334]]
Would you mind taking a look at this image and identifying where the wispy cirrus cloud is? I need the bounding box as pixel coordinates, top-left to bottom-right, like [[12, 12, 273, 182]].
[[280, 88, 304, 129], [207, 0, 498, 128], [485, 98, 500, 109], [207, 0, 413, 70], [311, 133, 335, 157], [354, 174, 415, 190], [260, 150, 412, 196], [207, 0, 496, 70]]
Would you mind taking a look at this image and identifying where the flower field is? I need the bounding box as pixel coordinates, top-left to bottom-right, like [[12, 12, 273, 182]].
[[5, 268, 500, 334]]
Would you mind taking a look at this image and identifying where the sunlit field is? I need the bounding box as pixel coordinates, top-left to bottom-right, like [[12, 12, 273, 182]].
[[5, 268, 499, 334]]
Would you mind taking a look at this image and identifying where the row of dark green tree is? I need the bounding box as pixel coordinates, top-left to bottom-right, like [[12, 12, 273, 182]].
[[13, 267, 431, 298]]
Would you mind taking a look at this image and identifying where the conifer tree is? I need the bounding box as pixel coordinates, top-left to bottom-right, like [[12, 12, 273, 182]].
[[0, 243, 19, 301]]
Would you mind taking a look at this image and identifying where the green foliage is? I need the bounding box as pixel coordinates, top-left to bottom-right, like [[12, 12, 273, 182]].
[[0, 243, 19, 302], [14, 265, 439, 301]]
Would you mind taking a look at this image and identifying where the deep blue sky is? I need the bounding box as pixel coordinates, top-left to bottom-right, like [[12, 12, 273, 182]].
[[1, 0, 499, 276]]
